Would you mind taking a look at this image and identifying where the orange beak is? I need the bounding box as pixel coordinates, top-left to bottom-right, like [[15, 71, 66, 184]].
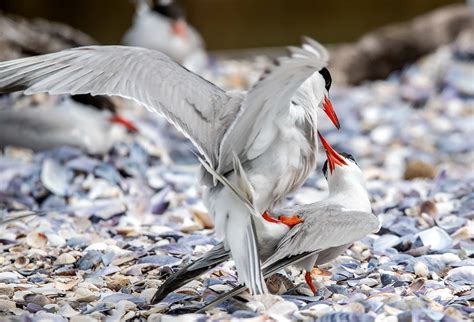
[[322, 96, 340, 129], [110, 115, 138, 133], [171, 20, 187, 38], [318, 131, 347, 174]]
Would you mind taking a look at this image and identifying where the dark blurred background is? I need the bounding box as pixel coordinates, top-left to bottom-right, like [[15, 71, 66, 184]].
[[0, 0, 465, 50]]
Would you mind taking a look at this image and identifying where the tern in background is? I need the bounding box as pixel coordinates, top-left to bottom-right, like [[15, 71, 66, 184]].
[[122, 0, 208, 72], [0, 97, 137, 154], [0, 38, 340, 295], [151, 133, 378, 304]]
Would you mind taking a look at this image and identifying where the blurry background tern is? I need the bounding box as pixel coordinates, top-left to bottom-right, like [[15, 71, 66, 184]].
[[122, 0, 208, 73]]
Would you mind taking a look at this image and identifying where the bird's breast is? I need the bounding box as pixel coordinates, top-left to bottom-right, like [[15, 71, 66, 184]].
[[247, 111, 317, 209]]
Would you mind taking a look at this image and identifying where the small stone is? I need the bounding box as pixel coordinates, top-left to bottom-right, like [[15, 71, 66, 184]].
[[24, 294, 52, 307], [418, 200, 438, 217], [403, 160, 437, 180], [191, 207, 214, 229]]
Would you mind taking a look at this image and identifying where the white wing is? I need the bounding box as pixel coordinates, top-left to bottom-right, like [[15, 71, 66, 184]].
[[217, 37, 329, 173], [264, 204, 380, 267], [0, 46, 232, 166]]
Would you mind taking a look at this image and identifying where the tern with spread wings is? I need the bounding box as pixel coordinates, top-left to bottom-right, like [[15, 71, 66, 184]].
[[0, 38, 340, 294]]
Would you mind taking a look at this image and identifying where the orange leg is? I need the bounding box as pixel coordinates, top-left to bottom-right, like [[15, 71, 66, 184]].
[[262, 211, 304, 228], [305, 271, 317, 295]]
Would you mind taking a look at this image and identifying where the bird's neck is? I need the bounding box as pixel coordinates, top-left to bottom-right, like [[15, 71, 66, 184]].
[[327, 176, 371, 213]]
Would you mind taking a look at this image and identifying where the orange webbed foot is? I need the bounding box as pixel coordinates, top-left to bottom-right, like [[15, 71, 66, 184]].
[[278, 215, 304, 227], [262, 211, 280, 224]]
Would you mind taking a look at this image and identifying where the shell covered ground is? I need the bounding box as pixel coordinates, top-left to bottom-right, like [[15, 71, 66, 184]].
[[0, 40, 473, 321]]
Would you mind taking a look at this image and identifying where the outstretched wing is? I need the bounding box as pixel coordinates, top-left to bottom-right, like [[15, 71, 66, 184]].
[[264, 205, 380, 267], [217, 37, 328, 173], [0, 46, 232, 166]]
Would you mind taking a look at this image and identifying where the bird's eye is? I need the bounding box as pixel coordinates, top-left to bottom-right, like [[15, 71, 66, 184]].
[[318, 67, 332, 92], [340, 152, 357, 165]]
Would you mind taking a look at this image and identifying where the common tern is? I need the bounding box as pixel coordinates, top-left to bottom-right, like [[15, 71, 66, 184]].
[[0, 97, 136, 154], [151, 133, 378, 304], [122, 0, 208, 72], [0, 38, 339, 295], [196, 136, 379, 311]]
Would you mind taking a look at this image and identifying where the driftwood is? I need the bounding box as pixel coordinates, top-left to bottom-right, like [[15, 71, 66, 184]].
[[330, 4, 473, 85], [0, 13, 96, 61]]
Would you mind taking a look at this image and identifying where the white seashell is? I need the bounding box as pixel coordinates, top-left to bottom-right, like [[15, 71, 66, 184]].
[[400, 274, 415, 282], [41, 158, 69, 196], [26, 231, 48, 248], [55, 278, 79, 291], [446, 266, 474, 285], [58, 303, 80, 318], [308, 304, 333, 317], [267, 300, 298, 317], [414, 261, 429, 277], [370, 125, 395, 145], [46, 233, 66, 247], [441, 253, 461, 264], [373, 234, 400, 251], [417, 227, 452, 251], [0, 299, 16, 312], [73, 288, 99, 302], [425, 288, 454, 301], [55, 253, 77, 265], [451, 225, 474, 240], [0, 284, 14, 297], [70, 315, 100, 322]]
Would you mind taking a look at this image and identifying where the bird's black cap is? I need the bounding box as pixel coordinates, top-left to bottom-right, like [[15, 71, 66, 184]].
[[318, 67, 332, 92], [151, 0, 184, 20]]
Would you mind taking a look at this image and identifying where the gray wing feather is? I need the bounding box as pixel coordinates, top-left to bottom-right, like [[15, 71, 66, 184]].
[[0, 46, 231, 166], [151, 242, 230, 304], [264, 205, 380, 267], [217, 37, 328, 173], [197, 251, 316, 312]]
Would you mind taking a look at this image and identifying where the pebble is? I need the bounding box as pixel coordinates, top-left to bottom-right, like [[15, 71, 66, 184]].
[[403, 160, 437, 180]]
